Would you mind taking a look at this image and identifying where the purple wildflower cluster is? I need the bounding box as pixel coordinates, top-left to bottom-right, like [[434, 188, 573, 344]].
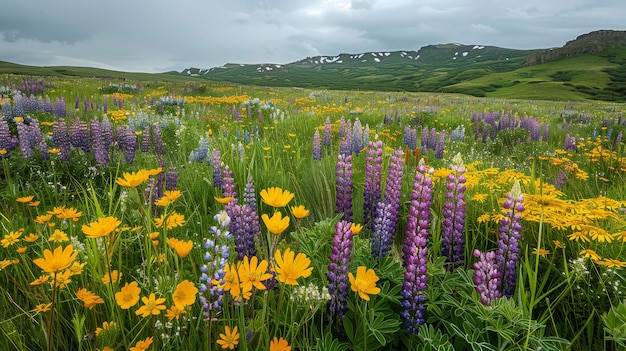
[[371, 148, 405, 259], [228, 203, 260, 261], [335, 153, 354, 222], [312, 129, 322, 160], [472, 111, 548, 143], [327, 220, 353, 325], [441, 153, 466, 269], [199, 211, 232, 321], [404, 126, 417, 150], [363, 140, 383, 227], [472, 181, 525, 304], [211, 149, 223, 188], [401, 160, 434, 333], [323, 116, 332, 147]]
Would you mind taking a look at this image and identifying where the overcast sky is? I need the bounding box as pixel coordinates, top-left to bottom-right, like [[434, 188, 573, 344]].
[[1, 0, 623, 73]]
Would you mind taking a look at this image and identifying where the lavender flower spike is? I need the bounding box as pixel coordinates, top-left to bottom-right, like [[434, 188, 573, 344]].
[[472, 249, 502, 305], [335, 153, 354, 221], [441, 153, 467, 269], [327, 220, 353, 325], [496, 180, 524, 298], [401, 159, 434, 333]]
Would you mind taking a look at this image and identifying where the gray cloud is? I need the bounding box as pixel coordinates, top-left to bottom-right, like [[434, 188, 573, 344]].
[[1, 0, 624, 73]]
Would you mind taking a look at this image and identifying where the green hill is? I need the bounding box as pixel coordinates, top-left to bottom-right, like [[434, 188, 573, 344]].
[[2, 30, 626, 101]]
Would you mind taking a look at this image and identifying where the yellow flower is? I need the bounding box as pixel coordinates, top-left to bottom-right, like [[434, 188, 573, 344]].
[[350, 223, 363, 235], [24, 233, 40, 242], [155, 211, 186, 229], [67, 261, 86, 276], [597, 259, 626, 268], [102, 270, 122, 284], [568, 231, 590, 242], [31, 303, 53, 313], [260, 187, 294, 207], [0, 149, 6, 155], [172, 280, 198, 308], [0, 259, 14, 270], [28, 201, 40, 207], [262, 212, 290, 235], [237, 256, 272, 291], [270, 337, 291, 351], [135, 293, 167, 317], [532, 248, 550, 257], [34, 214, 53, 224], [33, 245, 78, 273], [290, 205, 310, 219], [553, 240, 563, 249], [16, 246, 27, 254], [476, 214, 491, 223], [273, 248, 313, 285], [76, 288, 105, 309], [167, 238, 193, 258], [348, 266, 381, 301], [165, 305, 187, 321], [216, 326, 240, 350], [580, 249, 601, 261], [57, 207, 83, 221], [52, 269, 73, 288], [16, 195, 34, 203], [214, 196, 235, 205], [154, 190, 182, 206], [115, 281, 141, 309], [587, 227, 613, 243], [48, 148, 60, 154], [49, 229, 69, 243], [472, 193, 488, 203], [115, 170, 150, 187], [82, 216, 122, 239], [130, 336, 154, 351], [30, 275, 50, 285], [1, 230, 22, 247], [94, 321, 117, 336]]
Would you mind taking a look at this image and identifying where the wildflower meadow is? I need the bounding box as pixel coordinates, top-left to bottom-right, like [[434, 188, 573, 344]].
[[0, 77, 625, 351]]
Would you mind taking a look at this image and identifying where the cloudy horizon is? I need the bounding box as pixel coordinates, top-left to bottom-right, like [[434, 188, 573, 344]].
[[1, 0, 624, 73]]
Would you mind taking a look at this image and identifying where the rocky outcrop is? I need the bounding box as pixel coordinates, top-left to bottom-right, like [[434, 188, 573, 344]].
[[524, 30, 626, 66]]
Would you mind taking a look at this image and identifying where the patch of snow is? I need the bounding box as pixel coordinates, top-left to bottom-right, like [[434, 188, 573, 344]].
[[361, 59, 367, 62], [374, 57, 380, 62], [371, 52, 378, 57], [452, 57, 457, 60], [336, 60, 343, 63], [506, 57, 509, 60], [384, 52, 390, 56], [401, 51, 408, 56], [266, 67, 273, 71], [454, 42, 461, 46], [472, 45, 485, 50], [358, 53, 364, 58], [275, 65, 281, 68], [462, 52, 468, 57], [455, 52, 458, 56]]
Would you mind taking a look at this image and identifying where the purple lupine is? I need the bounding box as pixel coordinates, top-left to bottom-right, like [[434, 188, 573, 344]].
[[228, 203, 259, 261], [103, 95, 108, 115], [613, 130, 623, 152], [211, 149, 223, 188], [243, 175, 256, 210], [312, 129, 322, 160], [401, 160, 433, 333], [339, 115, 346, 138], [165, 168, 178, 191], [335, 153, 354, 222], [141, 125, 151, 152], [70, 118, 90, 153], [434, 130, 445, 159], [0, 120, 18, 154], [199, 211, 232, 321], [563, 134, 577, 152], [441, 153, 467, 269], [327, 220, 353, 325], [352, 118, 363, 154], [16, 121, 34, 159], [496, 181, 524, 298], [371, 148, 405, 259], [101, 116, 114, 149], [429, 128, 437, 150], [90, 120, 109, 164], [221, 164, 237, 200], [363, 140, 383, 228], [53, 97, 66, 117], [52, 118, 71, 162], [152, 124, 165, 155], [1, 101, 12, 119], [12, 95, 24, 117], [323, 116, 332, 147], [116, 126, 138, 164], [472, 249, 502, 305], [421, 126, 430, 150]]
